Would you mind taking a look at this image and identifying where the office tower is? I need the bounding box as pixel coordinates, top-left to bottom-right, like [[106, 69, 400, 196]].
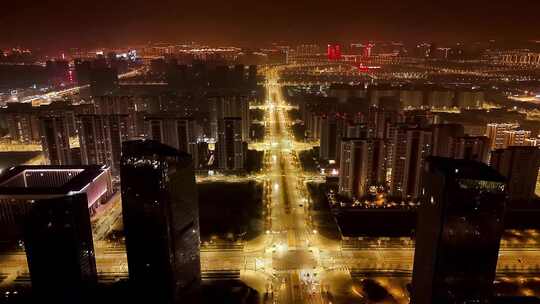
[[431, 124, 465, 157], [209, 94, 250, 142], [24, 193, 97, 303], [78, 114, 129, 175], [502, 129, 531, 147], [486, 123, 519, 150], [217, 117, 245, 171], [0, 165, 113, 241], [120, 140, 200, 303], [389, 127, 432, 199], [412, 157, 507, 304], [39, 116, 72, 165], [450, 136, 490, 164], [490, 146, 540, 202], [338, 138, 386, 198]]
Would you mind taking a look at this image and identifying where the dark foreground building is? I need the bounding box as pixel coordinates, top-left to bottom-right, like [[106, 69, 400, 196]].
[[0, 165, 113, 241], [24, 193, 97, 303], [120, 140, 201, 303], [412, 157, 507, 304]]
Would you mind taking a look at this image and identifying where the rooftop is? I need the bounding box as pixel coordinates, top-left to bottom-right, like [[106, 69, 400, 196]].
[[426, 156, 506, 183], [121, 139, 191, 161], [0, 165, 108, 195]]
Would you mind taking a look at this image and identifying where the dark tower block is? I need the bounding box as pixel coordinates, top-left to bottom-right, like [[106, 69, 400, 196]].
[[412, 157, 507, 304], [120, 140, 200, 303]]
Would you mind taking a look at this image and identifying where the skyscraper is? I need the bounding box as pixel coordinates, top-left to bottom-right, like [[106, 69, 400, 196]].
[[24, 193, 97, 303], [490, 146, 540, 202], [412, 157, 507, 304], [39, 116, 72, 165], [120, 140, 200, 303]]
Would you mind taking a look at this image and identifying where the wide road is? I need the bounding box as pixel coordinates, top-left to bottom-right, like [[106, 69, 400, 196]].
[[263, 67, 325, 303]]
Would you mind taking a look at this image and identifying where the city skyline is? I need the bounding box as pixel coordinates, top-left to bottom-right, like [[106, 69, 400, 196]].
[[2, 3, 540, 303]]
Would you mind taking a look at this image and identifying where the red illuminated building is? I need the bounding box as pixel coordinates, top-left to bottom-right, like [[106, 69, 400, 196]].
[[327, 44, 342, 61]]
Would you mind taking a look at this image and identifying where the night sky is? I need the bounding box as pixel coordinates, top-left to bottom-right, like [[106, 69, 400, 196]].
[[1, 0, 540, 48]]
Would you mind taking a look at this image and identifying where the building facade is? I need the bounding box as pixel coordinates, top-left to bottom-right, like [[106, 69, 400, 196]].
[[490, 146, 540, 202], [120, 140, 201, 303], [412, 157, 507, 304]]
